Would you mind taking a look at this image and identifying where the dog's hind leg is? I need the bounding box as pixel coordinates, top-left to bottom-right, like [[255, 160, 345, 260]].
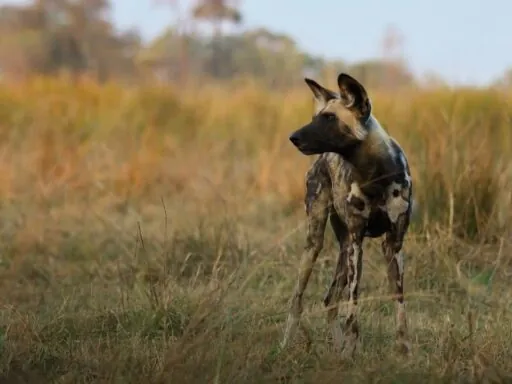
[[323, 212, 349, 352], [281, 170, 330, 349]]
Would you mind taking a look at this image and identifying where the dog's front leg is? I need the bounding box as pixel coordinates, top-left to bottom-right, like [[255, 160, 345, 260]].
[[281, 195, 329, 349], [323, 244, 349, 352]]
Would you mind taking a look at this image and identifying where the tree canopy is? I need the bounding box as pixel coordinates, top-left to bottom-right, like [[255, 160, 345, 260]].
[[0, 0, 508, 89]]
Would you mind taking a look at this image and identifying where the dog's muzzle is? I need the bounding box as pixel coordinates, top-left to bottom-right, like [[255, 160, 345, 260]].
[[289, 125, 319, 155], [289, 131, 302, 147]]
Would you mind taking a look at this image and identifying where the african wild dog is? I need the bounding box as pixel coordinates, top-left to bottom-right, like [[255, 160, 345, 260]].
[[281, 73, 413, 358]]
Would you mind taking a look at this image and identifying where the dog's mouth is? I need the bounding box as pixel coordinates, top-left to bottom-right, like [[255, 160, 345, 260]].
[[289, 135, 320, 155], [291, 135, 358, 156], [290, 140, 318, 155], [291, 138, 335, 156], [296, 145, 318, 155]]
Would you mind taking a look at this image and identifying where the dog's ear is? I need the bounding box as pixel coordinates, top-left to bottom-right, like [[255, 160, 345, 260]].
[[337, 73, 371, 122], [304, 78, 337, 114]]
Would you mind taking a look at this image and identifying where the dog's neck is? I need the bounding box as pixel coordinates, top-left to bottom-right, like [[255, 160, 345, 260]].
[[341, 118, 396, 199]]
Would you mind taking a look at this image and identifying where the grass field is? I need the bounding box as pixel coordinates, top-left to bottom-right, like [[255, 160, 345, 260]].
[[0, 77, 511, 383]]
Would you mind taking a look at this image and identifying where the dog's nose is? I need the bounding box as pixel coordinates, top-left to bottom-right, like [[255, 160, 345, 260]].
[[289, 133, 301, 146]]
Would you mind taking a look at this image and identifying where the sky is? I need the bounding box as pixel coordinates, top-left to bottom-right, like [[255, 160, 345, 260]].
[[4, 0, 512, 86]]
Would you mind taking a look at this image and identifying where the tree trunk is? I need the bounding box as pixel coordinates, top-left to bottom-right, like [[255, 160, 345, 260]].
[[211, 18, 223, 78]]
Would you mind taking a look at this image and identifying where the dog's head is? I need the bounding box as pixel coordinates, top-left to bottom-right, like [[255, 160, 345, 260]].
[[289, 73, 372, 156]]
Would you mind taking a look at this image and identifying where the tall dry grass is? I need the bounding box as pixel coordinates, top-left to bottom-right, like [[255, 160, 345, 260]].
[[0, 76, 509, 238], [0, 76, 511, 383]]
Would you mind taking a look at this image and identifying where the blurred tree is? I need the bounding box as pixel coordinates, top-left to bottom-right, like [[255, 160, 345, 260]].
[[139, 26, 307, 86], [192, 0, 242, 37], [192, 0, 242, 77], [59, 0, 141, 81], [0, 0, 141, 81], [137, 26, 205, 83], [152, 0, 190, 84], [237, 28, 303, 86], [0, 4, 46, 79]]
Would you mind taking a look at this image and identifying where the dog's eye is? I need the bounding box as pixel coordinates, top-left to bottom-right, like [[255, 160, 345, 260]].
[[323, 113, 336, 121]]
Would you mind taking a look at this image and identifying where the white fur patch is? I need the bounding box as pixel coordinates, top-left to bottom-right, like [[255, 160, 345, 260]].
[[349, 182, 364, 199], [384, 181, 410, 223], [380, 149, 412, 223], [348, 182, 370, 218]]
